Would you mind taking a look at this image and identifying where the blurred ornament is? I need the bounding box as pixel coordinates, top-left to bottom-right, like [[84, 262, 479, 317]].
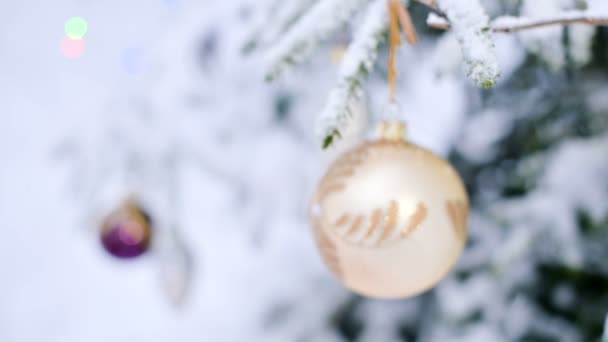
[[101, 198, 152, 259], [310, 121, 469, 299], [57, 88, 203, 306], [158, 229, 194, 307]]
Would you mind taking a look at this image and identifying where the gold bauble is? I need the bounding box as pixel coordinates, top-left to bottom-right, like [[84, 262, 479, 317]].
[[310, 122, 469, 299]]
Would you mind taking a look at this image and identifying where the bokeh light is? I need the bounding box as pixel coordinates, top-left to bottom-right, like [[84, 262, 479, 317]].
[[121, 47, 146, 74], [64, 16, 88, 39], [161, 0, 179, 8], [61, 36, 85, 59]]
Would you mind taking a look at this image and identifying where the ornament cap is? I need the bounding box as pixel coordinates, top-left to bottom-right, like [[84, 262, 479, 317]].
[[375, 120, 407, 141]]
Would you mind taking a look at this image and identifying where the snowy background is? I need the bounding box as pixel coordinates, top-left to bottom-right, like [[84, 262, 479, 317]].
[[1, 0, 607, 341]]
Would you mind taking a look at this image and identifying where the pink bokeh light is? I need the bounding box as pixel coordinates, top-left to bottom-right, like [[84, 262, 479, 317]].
[[61, 36, 85, 59]]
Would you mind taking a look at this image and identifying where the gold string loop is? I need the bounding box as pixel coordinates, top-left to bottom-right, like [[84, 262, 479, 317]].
[[387, 0, 418, 102]]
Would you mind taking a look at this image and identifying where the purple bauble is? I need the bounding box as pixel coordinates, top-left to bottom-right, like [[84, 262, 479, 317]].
[[101, 201, 152, 259]]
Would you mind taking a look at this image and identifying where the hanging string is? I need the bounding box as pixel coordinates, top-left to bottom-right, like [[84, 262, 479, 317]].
[[387, 0, 418, 102], [395, 1, 418, 45], [388, 0, 401, 102]]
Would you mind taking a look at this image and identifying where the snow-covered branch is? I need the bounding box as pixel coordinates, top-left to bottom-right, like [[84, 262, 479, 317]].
[[244, 0, 319, 53], [264, 0, 369, 81], [316, 0, 389, 148], [265, 0, 608, 149], [436, 0, 500, 88], [427, 10, 608, 32]]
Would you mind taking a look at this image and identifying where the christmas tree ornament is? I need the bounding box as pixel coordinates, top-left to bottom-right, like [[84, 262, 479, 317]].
[[100, 198, 153, 259], [308, 1, 467, 298], [310, 121, 469, 298]]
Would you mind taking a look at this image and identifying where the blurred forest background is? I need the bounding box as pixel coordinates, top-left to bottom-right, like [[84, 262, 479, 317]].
[[1, 0, 607, 341]]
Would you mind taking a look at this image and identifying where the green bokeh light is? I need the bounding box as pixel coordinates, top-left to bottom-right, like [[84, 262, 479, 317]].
[[64, 17, 88, 39]]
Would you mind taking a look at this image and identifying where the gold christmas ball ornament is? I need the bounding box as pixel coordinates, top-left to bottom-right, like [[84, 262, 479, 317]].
[[310, 121, 469, 299]]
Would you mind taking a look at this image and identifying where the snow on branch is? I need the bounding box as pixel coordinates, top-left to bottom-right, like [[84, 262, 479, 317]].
[[427, 10, 608, 33], [243, 0, 319, 53], [603, 313, 608, 342], [436, 0, 500, 88], [264, 0, 370, 81], [316, 0, 389, 149]]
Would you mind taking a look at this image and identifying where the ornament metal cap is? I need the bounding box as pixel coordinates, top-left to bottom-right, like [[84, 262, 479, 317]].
[[375, 120, 407, 141], [375, 100, 407, 141]]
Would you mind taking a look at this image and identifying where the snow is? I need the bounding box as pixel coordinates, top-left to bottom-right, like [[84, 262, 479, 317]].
[[315, 0, 388, 148], [518, 0, 566, 70], [1, 0, 608, 341], [427, 12, 450, 28], [492, 10, 608, 30], [458, 109, 513, 162], [437, 0, 501, 88], [604, 313, 608, 342], [436, 273, 494, 320], [568, 24, 596, 66], [246, 0, 319, 50], [430, 2, 606, 71], [491, 133, 608, 270], [589, 0, 608, 13], [0, 1, 466, 340], [516, 0, 601, 70], [264, 0, 370, 80]]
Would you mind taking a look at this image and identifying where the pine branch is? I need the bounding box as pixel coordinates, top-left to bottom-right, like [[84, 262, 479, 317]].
[[264, 0, 370, 81], [436, 0, 500, 88], [517, 0, 569, 71], [427, 10, 608, 32], [316, 0, 391, 149]]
